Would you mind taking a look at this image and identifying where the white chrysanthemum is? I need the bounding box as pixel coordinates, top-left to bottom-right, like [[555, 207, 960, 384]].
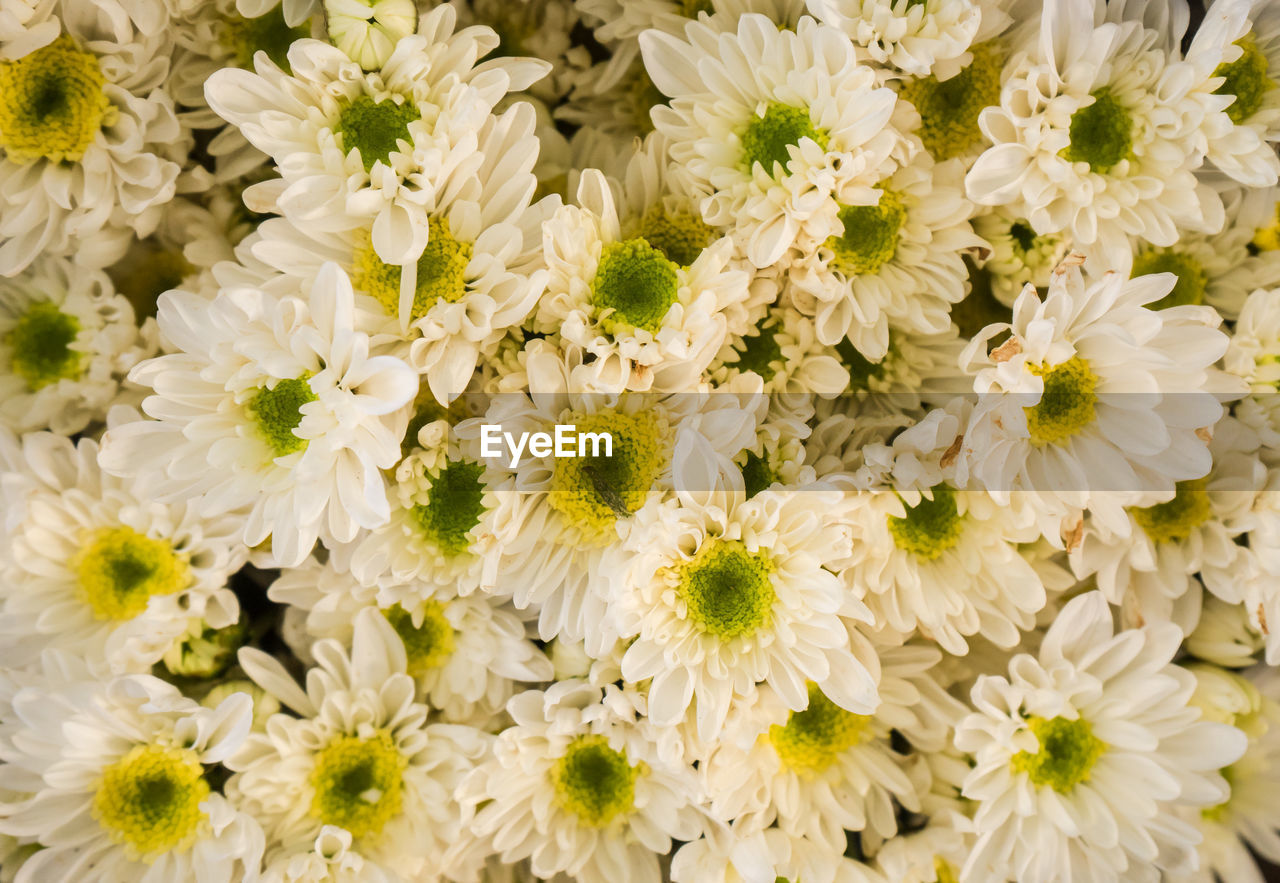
[[269, 557, 552, 723], [869, 751, 975, 883], [669, 819, 793, 883], [1225, 286, 1280, 446], [451, 681, 706, 883], [0, 663, 264, 883], [534, 169, 750, 392], [0, 255, 157, 434], [965, 0, 1227, 266], [0, 0, 189, 276], [957, 257, 1233, 540], [98, 263, 418, 567], [788, 140, 984, 361], [971, 207, 1071, 306], [1186, 595, 1267, 668], [709, 303, 849, 396], [804, 0, 987, 79], [641, 14, 906, 269], [0, 430, 245, 674], [955, 591, 1248, 883], [230, 609, 488, 879], [1239, 464, 1280, 665], [324, 0, 416, 70], [453, 0, 586, 104], [604, 488, 881, 742], [204, 5, 550, 264]]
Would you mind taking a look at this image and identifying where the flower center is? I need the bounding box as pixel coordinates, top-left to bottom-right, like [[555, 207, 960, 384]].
[[334, 94, 421, 172], [383, 602, 456, 675], [739, 102, 829, 177], [1214, 35, 1275, 124], [1130, 248, 1207, 309], [1010, 715, 1106, 793], [676, 539, 776, 639], [111, 247, 195, 321], [222, 7, 310, 72], [769, 683, 871, 778], [549, 409, 668, 540], [887, 485, 965, 561], [93, 745, 209, 858], [551, 734, 640, 827], [734, 316, 784, 382], [1255, 200, 1280, 251], [900, 41, 1004, 161], [828, 189, 907, 276], [1009, 221, 1038, 254], [1024, 356, 1098, 445], [6, 300, 82, 390], [633, 203, 716, 267], [310, 731, 407, 840], [248, 375, 316, 458], [742, 450, 776, 499], [0, 34, 116, 164], [1060, 89, 1133, 173], [75, 526, 190, 621], [410, 458, 487, 557], [352, 217, 472, 322], [1130, 477, 1211, 544], [591, 238, 680, 334]]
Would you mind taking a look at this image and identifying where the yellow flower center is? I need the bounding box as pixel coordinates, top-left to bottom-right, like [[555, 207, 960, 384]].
[[551, 734, 641, 827], [7, 300, 83, 390], [740, 102, 828, 178], [334, 94, 421, 172], [93, 744, 209, 858], [1060, 88, 1133, 173], [1011, 715, 1106, 793], [410, 458, 487, 557], [310, 731, 407, 840], [1131, 248, 1207, 308], [675, 539, 776, 639], [631, 203, 716, 267], [591, 238, 680, 334], [887, 485, 965, 561], [383, 602, 456, 675], [769, 684, 871, 778], [828, 188, 907, 276], [900, 41, 1004, 161], [0, 34, 116, 164], [1024, 356, 1098, 445], [1254, 200, 1280, 252], [1213, 35, 1275, 124], [352, 217, 472, 321], [1130, 477, 1212, 544], [74, 526, 190, 621], [247, 375, 316, 458]]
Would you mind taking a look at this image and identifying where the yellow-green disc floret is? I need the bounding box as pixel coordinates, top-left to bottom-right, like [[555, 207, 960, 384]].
[[1213, 35, 1275, 124], [334, 94, 421, 172], [887, 485, 965, 561], [1060, 89, 1133, 173], [769, 683, 871, 778], [74, 526, 191, 622], [828, 189, 907, 276], [7, 300, 83, 390], [93, 744, 210, 858], [740, 102, 829, 177], [383, 602, 456, 675], [248, 375, 316, 458], [222, 6, 310, 72], [1130, 477, 1212, 544], [591, 238, 680, 334], [352, 216, 473, 322], [900, 41, 1004, 161], [633, 203, 716, 267], [1254, 200, 1280, 251], [1131, 248, 1208, 309], [310, 731, 408, 840], [1024, 356, 1098, 445], [410, 458, 487, 557], [1010, 715, 1106, 793], [0, 34, 116, 164], [551, 734, 640, 827], [676, 539, 776, 639]]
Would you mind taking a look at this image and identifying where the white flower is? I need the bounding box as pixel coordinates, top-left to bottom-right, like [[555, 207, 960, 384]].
[[708, 303, 849, 396], [0, 661, 264, 883], [324, 0, 416, 70], [1186, 596, 1267, 668], [971, 207, 1071, 307], [804, 0, 985, 79], [955, 591, 1248, 883], [1226, 285, 1280, 446], [98, 262, 418, 567]]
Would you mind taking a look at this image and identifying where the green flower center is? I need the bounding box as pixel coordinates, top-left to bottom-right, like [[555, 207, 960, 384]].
[[410, 458, 486, 557], [734, 317, 785, 382], [1010, 715, 1106, 793], [828, 189, 907, 276], [1060, 89, 1133, 173], [676, 539, 776, 639], [632, 203, 715, 267], [1130, 477, 1211, 544], [1214, 35, 1275, 124], [334, 94, 421, 172], [248, 375, 316, 458], [900, 41, 1004, 161], [222, 7, 310, 72], [93, 745, 209, 857], [1024, 356, 1098, 445], [162, 618, 246, 679], [7, 300, 82, 390], [310, 731, 407, 840], [1009, 221, 1038, 254], [384, 602, 456, 675], [740, 102, 828, 177], [742, 450, 776, 499], [110, 247, 195, 321], [591, 238, 680, 334], [551, 734, 640, 827], [769, 683, 871, 778], [352, 217, 472, 322], [0, 34, 116, 164], [75, 526, 190, 621], [887, 485, 965, 561], [549, 409, 668, 540], [1130, 248, 1207, 309]]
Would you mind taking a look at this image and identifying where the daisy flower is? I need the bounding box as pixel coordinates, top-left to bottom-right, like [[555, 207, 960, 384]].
[[452, 0, 586, 104], [0, 255, 158, 435], [708, 303, 850, 396], [98, 262, 419, 567], [641, 13, 906, 269], [0, 662, 264, 883], [1186, 595, 1267, 669], [804, 0, 995, 79], [0, 0, 188, 276], [324, 0, 416, 70], [451, 680, 706, 883], [955, 591, 1248, 883], [895, 33, 1008, 164], [970, 207, 1071, 306], [204, 5, 550, 264], [670, 819, 793, 883], [1225, 286, 1280, 446], [0, 429, 246, 674], [229, 608, 488, 879]]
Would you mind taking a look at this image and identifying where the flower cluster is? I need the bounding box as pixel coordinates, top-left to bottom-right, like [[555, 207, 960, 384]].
[[3, 0, 1280, 881]]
